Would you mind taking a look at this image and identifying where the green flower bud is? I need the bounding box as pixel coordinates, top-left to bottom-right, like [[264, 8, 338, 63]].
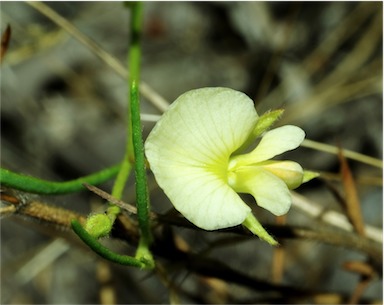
[[85, 213, 112, 239]]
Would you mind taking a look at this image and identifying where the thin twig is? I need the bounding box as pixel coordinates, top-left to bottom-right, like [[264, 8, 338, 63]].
[[26, 1, 169, 112], [84, 183, 157, 218], [83, 184, 382, 265], [1, 188, 85, 228], [2, 186, 381, 271], [291, 191, 382, 243], [300, 139, 383, 168]]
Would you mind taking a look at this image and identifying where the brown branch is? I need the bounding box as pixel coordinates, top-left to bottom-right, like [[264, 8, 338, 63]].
[[1, 187, 85, 228], [2, 185, 381, 269], [1, 186, 381, 293]]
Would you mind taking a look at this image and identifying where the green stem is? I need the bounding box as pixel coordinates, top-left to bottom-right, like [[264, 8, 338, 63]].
[[106, 1, 143, 221], [131, 81, 153, 254], [71, 2, 153, 268], [107, 158, 131, 222], [106, 2, 145, 224], [71, 220, 148, 268], [128, 2, 153, 263], [0, 165, 120, 195]]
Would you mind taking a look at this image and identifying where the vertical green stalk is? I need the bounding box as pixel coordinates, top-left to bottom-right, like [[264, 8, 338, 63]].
[[127, 2, 154, 265], [107, 160, 130, 222], [106, 2, 141, 222], [69, 2, 153, 268]]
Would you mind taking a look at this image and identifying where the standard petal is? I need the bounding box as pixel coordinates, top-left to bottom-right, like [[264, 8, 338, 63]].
[[145, 87, 257, 229], [145, 87, 258, 169], [231, 167, 292, 216], [231, 125, 305, 166]]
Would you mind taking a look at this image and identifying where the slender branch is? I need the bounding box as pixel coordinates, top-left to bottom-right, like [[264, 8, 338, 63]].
[[84, 183, 157, 219], [2, 187, 381, 272], [26, 1, 169, 112], [301, 139, 383, 168], [0, 165, 120, 195], [156, 215, 382, 269], [78, 183, 383, 268], [0, 188, 85, 228], [291, 191, 382, 243], [24, 1, 382, 171], [127, 2, 153, 265], [5, 190, 377, 300], [71, 220, 147, 268]]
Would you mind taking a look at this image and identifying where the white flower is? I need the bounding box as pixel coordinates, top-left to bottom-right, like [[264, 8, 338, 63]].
[[145, 87, 306, 244]]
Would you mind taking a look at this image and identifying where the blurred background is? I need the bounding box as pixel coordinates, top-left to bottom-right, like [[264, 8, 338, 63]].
[[1, 2, 382, 304]]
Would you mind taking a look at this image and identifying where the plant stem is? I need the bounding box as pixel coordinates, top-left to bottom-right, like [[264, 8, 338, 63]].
[[107, 1, 144, 222], [108, 159, 131, 221], [0, 165, 120, 195], [128, 2, 154, 264], [71, 220, 147, 268]]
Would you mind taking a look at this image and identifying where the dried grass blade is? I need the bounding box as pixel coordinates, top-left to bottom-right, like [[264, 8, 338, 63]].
[[338, 148, 365, 236], [0, 24, 11, 63], [83, 183, 138, 216]]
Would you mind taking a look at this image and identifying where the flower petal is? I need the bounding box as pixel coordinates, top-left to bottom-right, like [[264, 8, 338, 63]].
[[146, 87, 258, 168], [145, 87, 257, 229], [259, 160, 304, 189], [231, 167, 292, 216], [156, 167, 251, 230], [251, 125, 305, 162], [231, 125, 305, 166]]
